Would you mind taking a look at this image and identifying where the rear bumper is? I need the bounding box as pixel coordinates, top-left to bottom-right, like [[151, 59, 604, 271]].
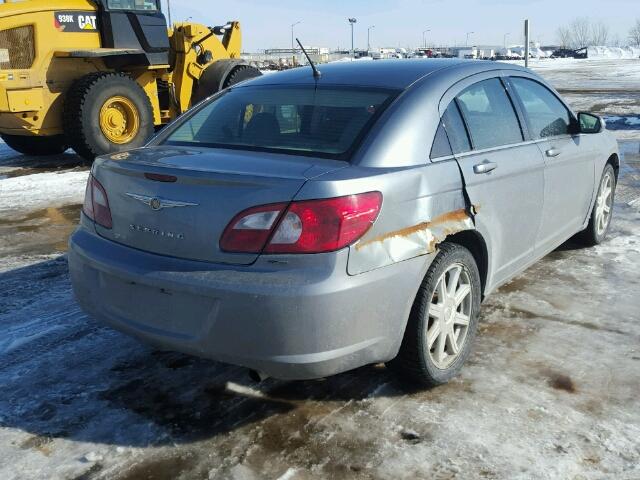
[[68, 228, 429, 380]]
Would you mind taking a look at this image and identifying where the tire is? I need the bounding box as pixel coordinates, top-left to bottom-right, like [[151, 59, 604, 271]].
[[388, 243, 482, 387], [63, 72, 154, 161], [192, 61, 261, 104], [222, 64, 262, 88], [577, 164, 616, 246], [1, 134, 67, 156]]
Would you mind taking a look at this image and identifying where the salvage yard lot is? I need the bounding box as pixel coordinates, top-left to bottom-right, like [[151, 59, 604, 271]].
[[1, 59, 639, 479]]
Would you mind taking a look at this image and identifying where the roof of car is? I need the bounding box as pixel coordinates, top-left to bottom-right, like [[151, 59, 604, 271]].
[[242, 59, 531, 90]]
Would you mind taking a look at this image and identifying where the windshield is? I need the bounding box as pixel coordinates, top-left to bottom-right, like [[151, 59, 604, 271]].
[[162, 85, 398, 160]]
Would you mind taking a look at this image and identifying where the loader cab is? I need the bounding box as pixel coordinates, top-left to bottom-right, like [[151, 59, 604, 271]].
[[96, 0, 170, 66]]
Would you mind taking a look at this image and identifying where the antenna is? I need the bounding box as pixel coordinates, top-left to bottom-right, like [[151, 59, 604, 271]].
[[296, 38, 321, 79]]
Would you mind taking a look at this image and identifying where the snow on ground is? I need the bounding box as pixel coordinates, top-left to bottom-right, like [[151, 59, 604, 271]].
[[520, 58, 640, 140], [0, 144, 89, 271], [587, 46, 640, 59], [0, 162, 638, 479], [507, 58, 640, 92], [0, 62, 639, 479], [0, 170, 88, 218]]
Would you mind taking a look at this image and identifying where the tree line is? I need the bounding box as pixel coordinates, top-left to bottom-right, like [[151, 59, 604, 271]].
[[557, 18, 640, 48]]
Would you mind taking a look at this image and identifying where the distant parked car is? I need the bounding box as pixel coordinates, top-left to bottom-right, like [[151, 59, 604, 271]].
[[551, 48, 587, 59], [69, 60, 619, 386]]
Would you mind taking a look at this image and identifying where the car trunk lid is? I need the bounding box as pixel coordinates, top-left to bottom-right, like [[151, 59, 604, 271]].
[[91, 146, 345, 265]]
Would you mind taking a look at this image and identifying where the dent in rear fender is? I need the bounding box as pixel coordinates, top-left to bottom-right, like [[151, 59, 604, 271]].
[[348, 197, 476, 275]]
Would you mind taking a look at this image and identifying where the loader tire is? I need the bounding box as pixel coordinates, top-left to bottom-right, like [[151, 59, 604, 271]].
[[64, 72, 154, 161], [1, 134, 68, 156], [192, 61, 261, 105], [222, 64, 262, 88]]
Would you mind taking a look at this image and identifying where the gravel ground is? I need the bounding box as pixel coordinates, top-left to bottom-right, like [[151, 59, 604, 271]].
[[0, 59, 639, 480]]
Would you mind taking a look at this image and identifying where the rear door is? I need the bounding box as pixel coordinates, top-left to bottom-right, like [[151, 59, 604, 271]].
[[439, 75, 545, 287], [507, 76, 595, 250]]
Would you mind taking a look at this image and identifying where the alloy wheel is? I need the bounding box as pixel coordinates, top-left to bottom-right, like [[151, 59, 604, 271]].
[[595, 170, 613, 236], [427, 263, 473, 370]]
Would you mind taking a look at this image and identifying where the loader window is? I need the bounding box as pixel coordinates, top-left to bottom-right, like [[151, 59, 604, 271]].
[[106, 0, 159, 11], [163, 85, 398, 160]]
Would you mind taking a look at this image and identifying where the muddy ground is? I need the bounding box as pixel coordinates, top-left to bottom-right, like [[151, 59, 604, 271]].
[[0, 60, 639, 480]]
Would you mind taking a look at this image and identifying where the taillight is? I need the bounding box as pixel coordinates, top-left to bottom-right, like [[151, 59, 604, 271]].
[[82, 174, 113, 229], [219, 202, 288, 253], [82, 176, 94, 221], [220, 192, 382, 254]]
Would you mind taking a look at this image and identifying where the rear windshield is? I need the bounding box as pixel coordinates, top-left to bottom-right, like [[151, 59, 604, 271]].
[[162, 85, 398, 160]]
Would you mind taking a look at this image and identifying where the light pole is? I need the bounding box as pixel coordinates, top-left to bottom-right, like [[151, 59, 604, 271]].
[[466, 31, 474, 47], [166, 0, 172, 27], [524, 19, 530, 68], [422, 29, 431, 49], [503, 32, 510, 49], [367, 25, 375, 52], [291, 21, 302, 51], [348, 18, 357, 59]]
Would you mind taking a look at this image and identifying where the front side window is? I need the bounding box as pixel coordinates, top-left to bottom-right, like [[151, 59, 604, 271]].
[[456, 78, 523, 150], [510, 77, 572, 139], [164, 86, 397, 160]]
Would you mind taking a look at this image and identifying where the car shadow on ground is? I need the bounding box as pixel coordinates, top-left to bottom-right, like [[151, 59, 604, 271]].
[[553, 237, 589, 252], [0, 257, 427, 448], [95, 351, 420, 444]]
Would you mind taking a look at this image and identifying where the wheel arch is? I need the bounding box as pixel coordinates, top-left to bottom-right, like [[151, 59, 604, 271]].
[[607, 152, 620, 181], [442, 229, 489, 297]]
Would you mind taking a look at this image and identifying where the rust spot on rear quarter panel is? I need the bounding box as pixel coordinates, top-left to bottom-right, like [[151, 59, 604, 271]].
[[356, 208, 472, 251]]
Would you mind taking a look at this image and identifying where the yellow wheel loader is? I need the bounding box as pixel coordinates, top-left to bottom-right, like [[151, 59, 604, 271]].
[[0, 0, 261, 160]]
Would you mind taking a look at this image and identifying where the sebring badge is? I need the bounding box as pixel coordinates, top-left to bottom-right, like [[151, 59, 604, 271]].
[[125, 193, 198, 211]]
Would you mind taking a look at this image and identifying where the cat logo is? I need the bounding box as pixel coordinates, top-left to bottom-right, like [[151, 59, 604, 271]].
[[54, 12, 98, 32], [78, 15, 97, 30]]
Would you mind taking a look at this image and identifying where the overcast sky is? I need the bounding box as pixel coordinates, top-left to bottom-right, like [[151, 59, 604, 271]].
[[162, 0, 638, 51]]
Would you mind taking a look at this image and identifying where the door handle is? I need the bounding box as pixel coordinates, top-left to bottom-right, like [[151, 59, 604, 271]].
[[545, 148, 561, 157], [473, 161, 498, 174]]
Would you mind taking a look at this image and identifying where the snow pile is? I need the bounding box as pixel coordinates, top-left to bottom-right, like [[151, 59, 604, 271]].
[[0, 170, 88, 218], [506, 46, 552, 59], [530, 47, 552, 58], [587, 46, 640, 59]]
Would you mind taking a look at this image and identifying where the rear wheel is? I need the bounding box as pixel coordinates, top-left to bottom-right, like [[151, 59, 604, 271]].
[[64, 72, 154, 161], [1, 134, 67, 156], [577, 164, 616, 246], [388, 243, 481, 387]]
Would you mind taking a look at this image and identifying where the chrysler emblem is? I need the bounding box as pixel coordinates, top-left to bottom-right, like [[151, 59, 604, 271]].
[[125, 193, 198, 211]]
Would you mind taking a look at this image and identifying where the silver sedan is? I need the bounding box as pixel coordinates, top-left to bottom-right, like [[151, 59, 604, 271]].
[[69, 59, 618, 386]]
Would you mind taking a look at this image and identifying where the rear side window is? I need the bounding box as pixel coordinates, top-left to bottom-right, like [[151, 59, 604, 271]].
[[164, 85, 397, 161], [456, 78, 523, 150], [430, 123, 452, 158], [430, 103, 471, 159], [510, 77, 572, 139]]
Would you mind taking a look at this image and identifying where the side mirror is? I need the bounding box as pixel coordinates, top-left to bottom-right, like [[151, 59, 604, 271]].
[[577, 112, 604, 134]]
